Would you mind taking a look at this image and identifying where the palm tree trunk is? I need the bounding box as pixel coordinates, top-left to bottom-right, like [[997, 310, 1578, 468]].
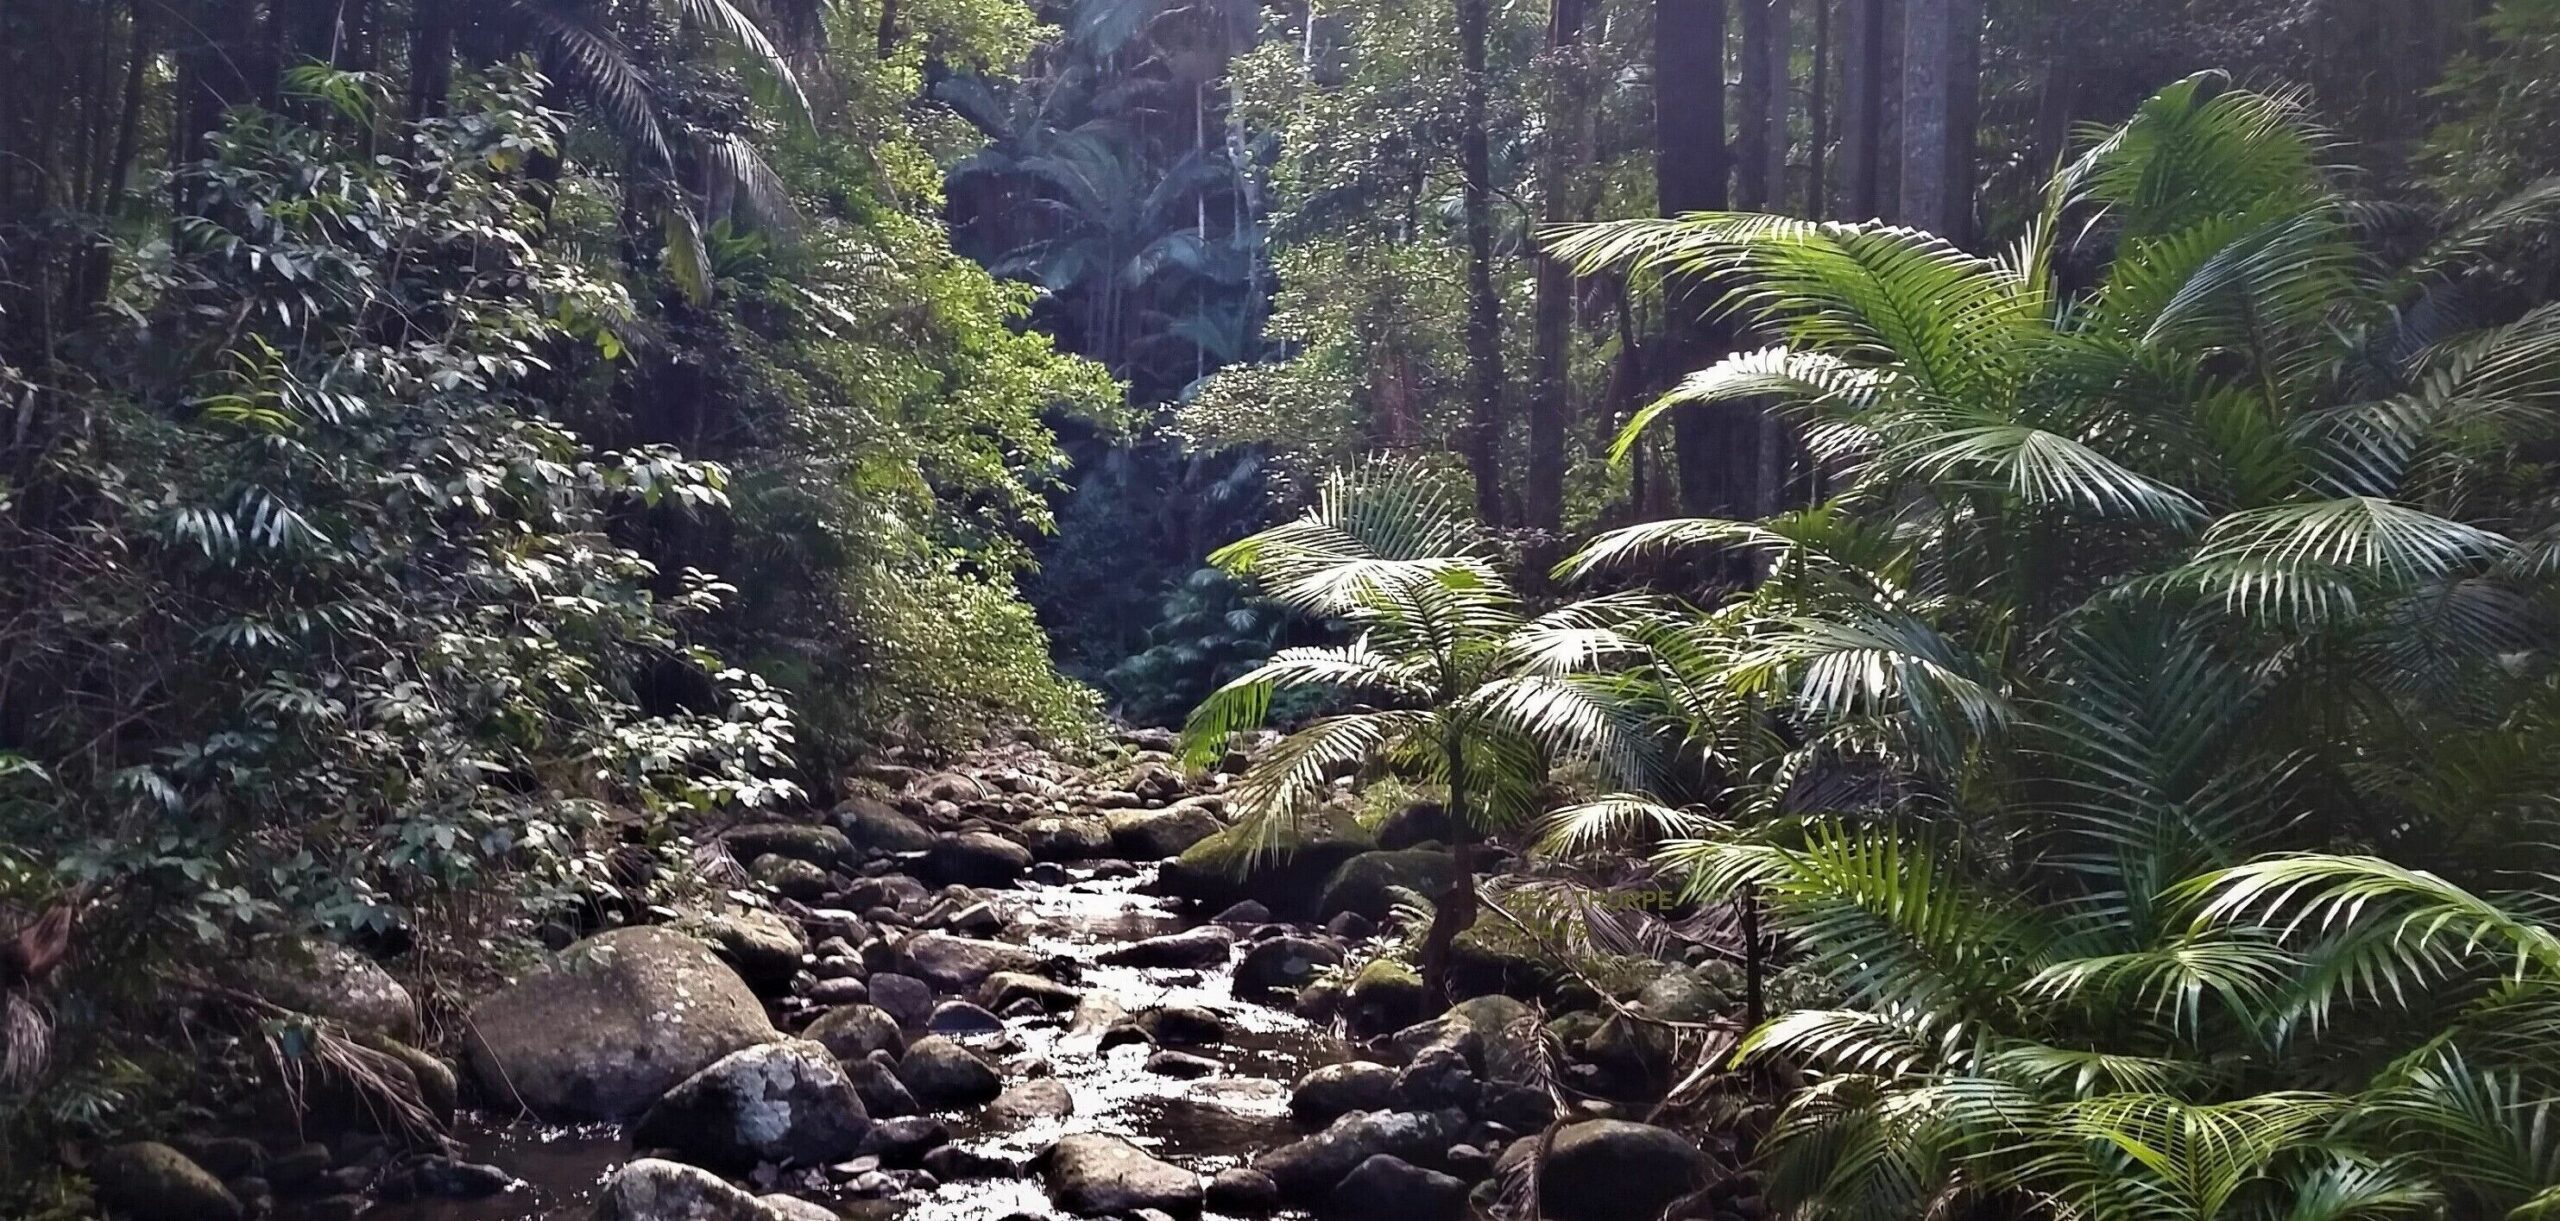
[[1459, 0, 1506, 525], [1806, 0, 1830, 217], [1419, 727, 1479, 1003]]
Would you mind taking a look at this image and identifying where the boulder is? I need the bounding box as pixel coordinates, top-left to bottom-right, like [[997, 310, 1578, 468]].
[[1588, 969, 1726, 1088], [1212, 900, 1274, 926], [1041, 1133, 1203, 1217], [1341, 959, 1426, 1037], [1390, 1025, 1479, 1111], [988, 1077, 1076, 1125], [894, 1036, 1002, 1109], [926, 833, 1033, 888], [858, 1114, 951, 1165], [1126, 760, 1188, 804], [1290, 1062, 1397, 1127], [1098, 925, 1235, 969], [1537, 1120, 1714, 1221], [630, 1040, 869, 1171], [248, 940, 418, 1038], [721, 823, 851, 870], [465, 926, 777, 1121], [750, 855, 833, 903], [926, 1001, 1005, 1035], [900, 932, 1042, 992], [1160, 806, 1373, 917], [979, 971, 1084, 1014], [91, 1142, 243, 1221], [673, 907, 808, 993], [1021, 816, 1113, 861], [1253, 1109, 1454, 1201], [1324, 1154, 1466, 1221], [1375, 801, 1455, 851], [1438, 994, 1540, 1084], [803, 1004, 904, 1062], [1234, 936, 1344, 1001], [1106, 801, 1224, 860], [866, 973, 935, 1026], [1144, 1049, 1223, 1078], [912, 772, 987, 805], [1316, 851, 1457, 923], [1137, 1003, 1227, 1046], [837, 800, 935, 854], [593, 1157, 816, 1221], [848, 1056, 918, 1118], [1207, 1167, 1281, 1215]]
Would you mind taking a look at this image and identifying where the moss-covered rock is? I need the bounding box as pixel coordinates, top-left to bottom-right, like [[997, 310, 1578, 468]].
[[91, 1142, 243, 1221], [1341, 958, 1427, 1037], [1159, 804, 1374, 918], [1316, 850, 1457, 922]]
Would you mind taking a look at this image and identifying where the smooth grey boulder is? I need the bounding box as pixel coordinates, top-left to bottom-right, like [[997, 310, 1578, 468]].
[[1098, 925, 1234, 969], [900, 931, 1042, 991], [721, 823, 852, 871], [673, 907, 808, 993], [1252, 1109, 1454, 1201], [987, 1077, 1076, 1125], [1315, 850, 1457, 923], [592, 1158, 820, 1221], [1105, 801, 1224, 860], [1289, 1062, 1397, 1127], [630, 1040, 869, 1171], [1323, 1154, 1466, 1221], [1537, 1120, 1714, 1221], [801, 1004, 905, 1062], [1021, 816, 1113, 861], [894, 1035, 1002, 1109], [91, 1142, 244, 1221], [835, 797, 935, 854], [1234, 936, 1344, 1000], [1040, 1133, 1203, 1216], [925, 833, 1032, 887]]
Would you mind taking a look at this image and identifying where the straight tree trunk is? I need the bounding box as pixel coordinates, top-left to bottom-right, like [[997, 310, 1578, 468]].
[[1736, 0, 1790, 211], [1839, 0, 1884, 219], [1527, 0, 1589, 532], [1896, 0, 1975, 240], [1460, 0, 1507, 524], [1806, 0, 1830, 217], [1654, 0, 1738, 519]]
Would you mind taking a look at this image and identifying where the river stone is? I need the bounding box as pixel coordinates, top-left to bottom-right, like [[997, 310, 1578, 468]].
[[857, 1114, 951, 1164], [1374, 801, 1455, 851], [1098, 925, 1235, 969], [756, 1196, 839, 1221], [629, 1040, 868, 1171], [1105, 801, 1224, 860], [1212, 900, 1274, 925], [1022, 816, 1114, 861], [866, 972, 935, 1026], [988, 1076, 1076, 1124], [1040, 1133, 1203, 1216], [1326, 1154, 1466, 1221], [837, 799, 935, 854], [894, 1036, 1002, 1108], [848, 1056, 918, 1118], [1252, 1109, 1455, 1201], [466, 926, 777, 1121], [1136, 1002, 1227, 1045], [1342, 959, 1426, 1037], [1538, 1120, 1714, 1221], [248, 940, 418, 1038], [1207, 1167, 1281, 1215], [593, 1157, 816, 1221], [979, 971, 1084, 1014], [674, 907, 809, 993], [804, 1004, 905, 1061], [1161, 806, 1373, 917], [1588, 968, 1727, 1085], [751, 854, 833, 903], [926, 832, 1034, 887], [92, 1142, 244, 1221], [1289, 1062, 1397, 1126], [913, 771, 987, 804], [926, 1000, 1005, 1034], [900, 932, 1042, 991], [722, 823, 852, 871], [1234, 936, 1344, 1000], [1316, 851, 1458, 923], [1145, 1049, 1223, 1078], [1436, 994, 1540, 1083]]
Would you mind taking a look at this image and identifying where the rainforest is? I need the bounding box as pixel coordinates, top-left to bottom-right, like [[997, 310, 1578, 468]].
[[4, 2, 2558, 1221]]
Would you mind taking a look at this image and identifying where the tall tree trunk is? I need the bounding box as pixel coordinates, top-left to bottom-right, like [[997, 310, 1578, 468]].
[[1654, 0, 1736, 519], [1896, 0, 1975, 240], [877, 0, 902, 57], [1806, 0, 1830, 217], [1419, 729, 1478, 1003], [406, 0, 454, 122], [1839, 0, 1884, 218], [1459, 0, 1507, 524], [1528, 0, 1589, 532], [1737, 0, 1790, 211]]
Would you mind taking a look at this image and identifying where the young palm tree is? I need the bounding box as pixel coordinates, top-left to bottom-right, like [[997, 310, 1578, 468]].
[[1181, 458, 1657, 998], [1539, 74, 2560, 1221]]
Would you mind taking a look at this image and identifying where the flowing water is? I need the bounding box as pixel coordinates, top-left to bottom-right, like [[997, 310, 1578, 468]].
[[373, 863, 1355, 1220]]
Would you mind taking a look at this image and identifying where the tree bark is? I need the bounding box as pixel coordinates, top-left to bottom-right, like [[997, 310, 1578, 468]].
[[1839, 0, 1884, 219], [1896, 0, 1975, 240], [1736, 0, 1790, 211], [1806, 0, 1830, 217], [1460, 0, 1507, 525], [1654, 0, 1739, 520], [1528, 0, 1589, 532]]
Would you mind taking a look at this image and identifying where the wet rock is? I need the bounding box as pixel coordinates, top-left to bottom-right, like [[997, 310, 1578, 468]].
[[303, 1195, 368, 1221], [837, 799, 936, 855], [1316, 851, 1457, 923], [630, 1040, 869, 1172], [1538, 1120, 1714, 1221], [1212, 900, 1274, 926], [1099, 925, 1235, 969], [1127, 761, 1188, 804], [92, 1142, 244, 1221], [1480, 1082, 1557, 1132], [1290, 1062, 1397, 1126], [465, 926, 778, 1122], [1040, 1133, 1204, 1217], [1253, 1109, 1455, 1201], [722, 823, 852, 871], [1437, 995, 1541, 1084], [1446, 921, 1558, 1000], [1144, 1049, 1223, 1078], [987, 1077, 1076, 1124], [923, 1143, 1023, 1181], [1325, 911, 1376, 940], [926, 1000, 1005, 1035], [848, 1056, 918, 1118], [1207, 1167, 1281, 1215], [944, 901, 1002, 936], [979, 971, 1083, 1014], [1587, 969, 1725, 1089], [1390, 1025, 1480, 1111], [594, 1157, 818, 1221], [1161, 806, 1373, 917], [1295, 979, 1345, 1023], [807, 977, 868, 1006], [1443, 1143, 1492, 1180], [265, 1143, 331, 1191], [410, 1157, 517, 1198], [245, 940, 419, 1039], [1235, 936, 1345, 1000], [1021, 816, 1113, 861], [914, 772, 988, 805], [756, 1195, 840, 1221], [803, 1004, 905, 1061], [841, 874, 930, 913], [1343, 959, 1426, 1037], [925, 833, 1033, 887], [1375, 801, 1455, 851], [1118, 726, 1182, 752], [751, 855, 834, 903], [1325, 1154, 1466, 1221], [900, 932, 1042, 991], [1106, 801, 1224, 860], [857, 1115, 950, 1165], [674, 907, 809, 993], [171, 1135, 263, 1180], [866, 973, 935, 1026], [894, 1036, 1002, 1109], [1136, 1003, 1227, 1045]]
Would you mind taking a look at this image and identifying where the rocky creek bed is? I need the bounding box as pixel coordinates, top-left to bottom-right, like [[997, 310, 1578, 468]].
[[98, 736, 1759, 1221]]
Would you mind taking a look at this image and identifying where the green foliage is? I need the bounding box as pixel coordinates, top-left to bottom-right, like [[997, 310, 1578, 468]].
[[1545, 75, 2560, 1221]]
